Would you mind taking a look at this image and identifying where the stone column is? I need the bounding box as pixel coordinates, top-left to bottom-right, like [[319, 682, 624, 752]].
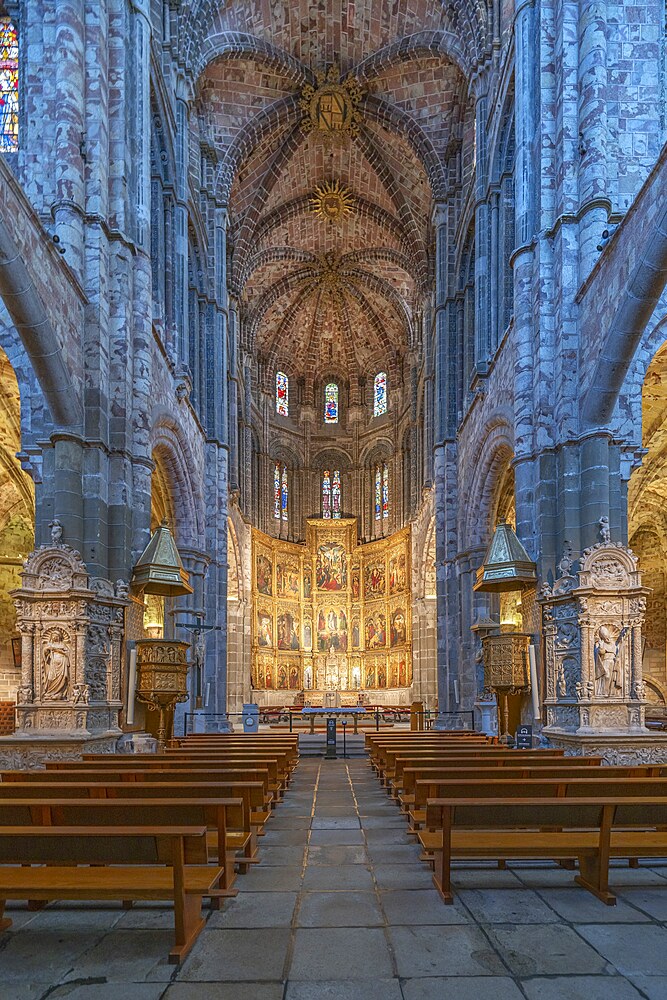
[[473, 76, 490, 372], [174, 93, 190, 367], [578, 0, 609, 282], [53, 0, 85, 280]]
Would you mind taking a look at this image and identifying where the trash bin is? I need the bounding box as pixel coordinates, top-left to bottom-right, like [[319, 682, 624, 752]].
[[410, 700, 424, 731], [242, 703, 260, 733]]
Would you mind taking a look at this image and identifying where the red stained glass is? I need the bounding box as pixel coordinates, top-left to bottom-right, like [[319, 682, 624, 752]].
[[276, 371, 288, 417], [0, 17, 18, 153]]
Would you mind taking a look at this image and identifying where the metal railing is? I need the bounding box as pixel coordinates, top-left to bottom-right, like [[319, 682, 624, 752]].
[[182, 707, 475, 736]]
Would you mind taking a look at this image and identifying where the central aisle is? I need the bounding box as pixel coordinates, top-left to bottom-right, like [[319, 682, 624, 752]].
[[172, 759, 509, 997], [169, 758, 665, 999]]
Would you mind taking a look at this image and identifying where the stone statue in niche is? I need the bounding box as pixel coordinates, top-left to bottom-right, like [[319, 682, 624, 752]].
[[594, 624, 624, 698], [557, 661, 567, 698], [42, 633, 70, 700], [598, 516, 611, 544], [49, 519, 63, 545]]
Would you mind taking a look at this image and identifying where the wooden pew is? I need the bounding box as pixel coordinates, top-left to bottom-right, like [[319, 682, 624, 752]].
[[0, 771, 265, 874], [380, 749, 572, 790], [0, 797, 242, 895], [421, 797, 667, 906], [394, 755, 605, 804], [0, 825, 218, 962], [2, 772, 269, 866], [49, 757, 286, 799], [404, 766, 656, 826]]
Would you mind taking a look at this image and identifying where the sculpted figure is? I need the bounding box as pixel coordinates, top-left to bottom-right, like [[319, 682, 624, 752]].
[[594, 625, 622, 698], [49, 519, 63, 545], [42, 639, 70, 700]]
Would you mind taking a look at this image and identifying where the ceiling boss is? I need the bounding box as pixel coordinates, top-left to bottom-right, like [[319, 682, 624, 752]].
[[300, 66, 364, 145], [309, 180, 355, 224]]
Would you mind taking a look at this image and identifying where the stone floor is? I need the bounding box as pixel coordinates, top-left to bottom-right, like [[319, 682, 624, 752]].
[[6, 758, 667, 999]]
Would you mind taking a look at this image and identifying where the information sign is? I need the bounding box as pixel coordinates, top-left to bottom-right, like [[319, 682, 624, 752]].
[[515, 724, 532, 749]]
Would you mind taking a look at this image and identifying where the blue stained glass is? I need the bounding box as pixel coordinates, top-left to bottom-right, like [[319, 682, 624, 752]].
[[274, 463, 281, 519], [0, 17, 18, 153], [332, 470, 341, 519], [382, 463, 389, 518], [324, 383, 338, 423], [276, 371, 288, 416], [281, 467, 288, 520], [375, 467, 381, 520], [322, 470, 331, 519], [374, 372, 387, 416]]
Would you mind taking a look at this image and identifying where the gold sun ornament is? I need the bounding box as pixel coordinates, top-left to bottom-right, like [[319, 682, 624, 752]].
[[309, 180, 355, 224], [300, 65, 364, 145]]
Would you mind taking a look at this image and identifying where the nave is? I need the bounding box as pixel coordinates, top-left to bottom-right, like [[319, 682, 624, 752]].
[[5, 752, 667, 998]]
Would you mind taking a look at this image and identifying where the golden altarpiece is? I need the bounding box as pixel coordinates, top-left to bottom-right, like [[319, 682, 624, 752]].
[[252, 519, 412, 704]]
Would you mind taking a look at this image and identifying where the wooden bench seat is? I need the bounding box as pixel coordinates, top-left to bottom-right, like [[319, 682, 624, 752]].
[[0, 776, 268, 869], [407, 773, 667, 829], [0, 797, 242, 895], [65, 757, 286, 798], [421, 797, 667, 906], [0, 825, 219, 962]]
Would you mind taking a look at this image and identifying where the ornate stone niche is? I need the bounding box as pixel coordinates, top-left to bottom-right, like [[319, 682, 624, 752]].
[[11, 540, 129, 738], [541, 538, 667, 762]]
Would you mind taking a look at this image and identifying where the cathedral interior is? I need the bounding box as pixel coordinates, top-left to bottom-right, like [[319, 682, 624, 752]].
[[0, 0, 666, 741], [4, 0, 667, 989]]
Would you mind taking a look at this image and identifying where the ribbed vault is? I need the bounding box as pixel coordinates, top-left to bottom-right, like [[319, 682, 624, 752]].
[[186, 0, 483, 384]]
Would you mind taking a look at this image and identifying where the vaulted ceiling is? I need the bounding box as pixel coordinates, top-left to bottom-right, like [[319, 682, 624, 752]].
[[185, 1, 487, 384]]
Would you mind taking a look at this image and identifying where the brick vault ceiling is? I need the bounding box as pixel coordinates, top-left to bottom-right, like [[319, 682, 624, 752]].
[[189, 0, 484, 381]]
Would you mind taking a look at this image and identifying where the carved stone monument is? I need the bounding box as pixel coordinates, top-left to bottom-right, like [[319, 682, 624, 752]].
[[0, 535, 129, 768], [540, 533, 667, 763]]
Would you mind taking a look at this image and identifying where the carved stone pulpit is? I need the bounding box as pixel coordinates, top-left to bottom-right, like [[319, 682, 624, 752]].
[[9, 540, 129, 743], [540, 537, 667, 763]]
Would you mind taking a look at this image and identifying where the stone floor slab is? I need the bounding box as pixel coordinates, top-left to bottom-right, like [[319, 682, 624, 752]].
[[307, 845, 368, 865], [373, 863, 436, 890], [458, 888, 560, 924], [62, 930, 175, 983], [486, 924, 610, 976], [308, 829, 365, 846], [617, 887, 667, 920], [297, 891, 383, 927], [625, 976, 667, 999], [575, 924, 667, 976], [259, 846, 307, 866], [285, 980, 403, 1000], [239, 865, 304, 892], [177, 928, 290, 982], [380, 888, 471, 925], [401, 977, 525, 1000], [289, 927, 393, 980], [520, 976, 645, 1000], [164, 984, 285, 1000], [302, 863, 374, 890], [538, 888, 651, 923], [311, 817, 360, 829], [388, 924, 505, 977], [208, 891, 298, 928]]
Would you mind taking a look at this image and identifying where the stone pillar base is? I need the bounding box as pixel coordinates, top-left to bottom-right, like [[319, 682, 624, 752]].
[[432, 711, 474, 731], [544, 728, 667, 764], [0, 731, 120, 770]]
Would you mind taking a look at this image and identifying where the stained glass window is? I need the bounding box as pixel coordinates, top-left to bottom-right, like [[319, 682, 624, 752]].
[[332, 470, 341, 519], [276, 371, 288, 417], [374, 372, 387, 417], [0, 16, 18, 153], [324, 382, 338, 423], [322, 470, 331, 519], [382, 463, 389, 518], [281, 467, 288, 521], [274, 463, 281, 519], [375, 467, 381, 520]]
